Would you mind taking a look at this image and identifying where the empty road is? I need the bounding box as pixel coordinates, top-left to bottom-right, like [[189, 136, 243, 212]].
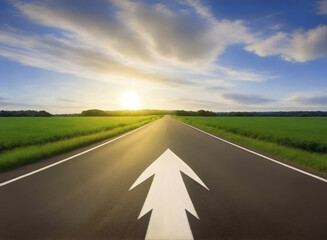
[[0, 116, 326, 239]]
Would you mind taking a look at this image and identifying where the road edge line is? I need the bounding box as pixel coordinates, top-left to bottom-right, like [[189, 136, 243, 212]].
[[179, 120, 327, 183], [0, 118, 161, 187]]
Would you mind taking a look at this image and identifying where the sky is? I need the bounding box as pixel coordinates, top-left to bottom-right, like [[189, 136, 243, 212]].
[[0, 0, 327, 113]]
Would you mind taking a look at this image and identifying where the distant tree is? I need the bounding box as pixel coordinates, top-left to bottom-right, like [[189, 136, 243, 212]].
[[300, 112, 311, 117], [176, 110, 190, 116], [35, 110, 52, 117], [81, 109, 176, 116], [197, 110, 216, 116], [81, 109, 106, 116]]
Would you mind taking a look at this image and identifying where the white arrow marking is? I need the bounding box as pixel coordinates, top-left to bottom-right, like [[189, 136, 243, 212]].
[[129, 149, 209, 240]]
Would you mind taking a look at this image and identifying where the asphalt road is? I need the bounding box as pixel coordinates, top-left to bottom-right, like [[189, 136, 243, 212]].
[[0, 116, 326, 240]]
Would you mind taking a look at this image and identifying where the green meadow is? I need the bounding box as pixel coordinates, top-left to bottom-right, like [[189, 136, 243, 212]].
[[175, 116, 327, 173], [0, 116, 160, 171]]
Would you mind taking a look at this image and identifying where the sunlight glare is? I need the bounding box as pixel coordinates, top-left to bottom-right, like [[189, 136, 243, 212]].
[[121, 92, 140, 110]]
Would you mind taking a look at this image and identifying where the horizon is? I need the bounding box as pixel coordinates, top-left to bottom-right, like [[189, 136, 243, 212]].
[[1, 0, 327, 113], [2, 109, 327, 116]]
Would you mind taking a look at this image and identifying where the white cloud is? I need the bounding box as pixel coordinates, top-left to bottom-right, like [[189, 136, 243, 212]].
[[316, 0, 327, 15], [14, 0, 153, 64], [0, 0, 271, 88], [112, 0, 217, 63], [245, 25, 327, 62], [111, 0, 256, 65], [185, 0, 213, 18]]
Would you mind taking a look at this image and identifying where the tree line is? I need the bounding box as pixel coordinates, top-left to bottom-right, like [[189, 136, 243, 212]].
[[0, 110, 52, 117], [176, 110, 327, 117], [81, 109, 175, 116], [1, 109, 327, 117]]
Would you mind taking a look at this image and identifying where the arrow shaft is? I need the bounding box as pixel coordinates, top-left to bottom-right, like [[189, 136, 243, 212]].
[[143, 171, 195, 239], [146, 208, 193, 240]]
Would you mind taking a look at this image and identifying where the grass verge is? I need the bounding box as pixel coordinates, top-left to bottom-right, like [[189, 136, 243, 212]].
[[0, 116, 160, 172], [174, 116, 327, 174]]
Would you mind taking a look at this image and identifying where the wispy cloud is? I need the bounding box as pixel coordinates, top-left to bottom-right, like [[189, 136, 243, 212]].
[[216, 66, 276, 82], [270, 24, 283, 30], [0, 99, 46, 108], [0, 101, 32, 107], [57, 98, 79, 103], [166, 97, 224, 110], [0, 99, 86, 112], [221, 93, 275, 105], [288, 92, 327, 106], [0, 28, 191, 87], [205, 86, 228, 91], [248, 12, 282, 24]]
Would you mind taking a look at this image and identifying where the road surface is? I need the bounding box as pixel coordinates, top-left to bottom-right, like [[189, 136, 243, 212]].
[[0, 116, 326, 239]]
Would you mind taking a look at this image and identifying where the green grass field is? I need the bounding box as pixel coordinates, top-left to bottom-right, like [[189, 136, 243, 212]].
[[0, 116, 160, 171], [175, 116, 327, 173]]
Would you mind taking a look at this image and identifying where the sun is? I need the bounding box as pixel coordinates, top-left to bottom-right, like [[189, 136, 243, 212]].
[[121, 92, 140, 110]]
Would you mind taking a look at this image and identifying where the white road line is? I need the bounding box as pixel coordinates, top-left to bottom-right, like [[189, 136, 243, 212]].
[[180, 121, 327, 183], [0, 119, 159, 187]]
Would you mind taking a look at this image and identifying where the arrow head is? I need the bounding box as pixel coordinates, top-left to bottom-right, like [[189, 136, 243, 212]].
[[129, 149, 209, 191]]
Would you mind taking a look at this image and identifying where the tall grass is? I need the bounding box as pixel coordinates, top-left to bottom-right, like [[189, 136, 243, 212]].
[[178, 117, 327, 153], [175, 116, 327, 173], [0, 116, 157, 152], [0, 116, 160, 171]]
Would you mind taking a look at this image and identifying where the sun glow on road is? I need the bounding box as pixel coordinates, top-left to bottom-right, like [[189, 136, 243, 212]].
[[121, 92, 140, 110]]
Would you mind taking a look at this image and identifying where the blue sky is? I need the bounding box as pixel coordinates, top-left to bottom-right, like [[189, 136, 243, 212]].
[[0, 0, 326, 113]]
